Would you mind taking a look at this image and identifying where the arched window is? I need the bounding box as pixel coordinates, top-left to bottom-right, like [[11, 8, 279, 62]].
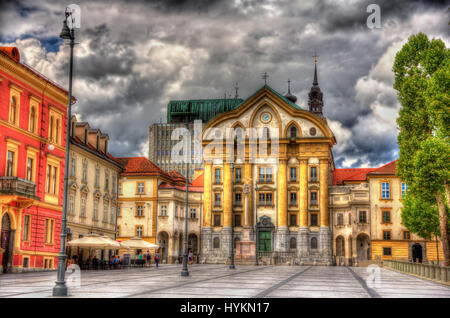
[[336, 236, 345, 256], [311, 237, 318, 249], [290, 237, 297, 249], [213, 237, 220, 249], [30, 106, 36, 132], [262, 127, 270, 139], [289, 125, 297, 138], [10, 97, 17, 124]]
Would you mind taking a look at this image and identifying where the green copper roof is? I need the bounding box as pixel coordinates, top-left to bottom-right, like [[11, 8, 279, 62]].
[[167, 85, 302, 124], [167, 98, 244, 123]]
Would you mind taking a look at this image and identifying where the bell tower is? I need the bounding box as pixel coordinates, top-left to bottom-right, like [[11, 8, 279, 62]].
[[308, 53, 324, 116]]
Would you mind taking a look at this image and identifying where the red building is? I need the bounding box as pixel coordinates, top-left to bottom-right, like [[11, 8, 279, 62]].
[[0, 47, 72, 272]]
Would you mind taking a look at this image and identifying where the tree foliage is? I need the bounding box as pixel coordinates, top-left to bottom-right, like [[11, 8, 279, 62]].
[[401, 193, 440, 240]]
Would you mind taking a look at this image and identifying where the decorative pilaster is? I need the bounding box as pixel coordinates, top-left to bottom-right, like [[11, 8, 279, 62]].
[[244, 162, 253, 226], [277, 160, 287, 228], [203, 163, 212, 227], [319, 159, 329, 227], [223, 163, 232, 227], [299, 159, 308, 227]]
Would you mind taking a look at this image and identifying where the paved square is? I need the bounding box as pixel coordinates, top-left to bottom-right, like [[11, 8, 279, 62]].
[[0, 265, 449, 298]]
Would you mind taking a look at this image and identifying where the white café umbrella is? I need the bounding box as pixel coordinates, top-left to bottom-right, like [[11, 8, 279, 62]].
[[120, 237, 159, 250], [67, 233, 121, 249]]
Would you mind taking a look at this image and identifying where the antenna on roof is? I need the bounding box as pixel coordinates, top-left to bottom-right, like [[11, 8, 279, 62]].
[[262, 72, 269, 85], [234, 82, 239, 99]]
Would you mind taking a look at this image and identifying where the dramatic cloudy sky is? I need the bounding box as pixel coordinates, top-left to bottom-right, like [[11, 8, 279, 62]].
[[0, 0, 448, 168]]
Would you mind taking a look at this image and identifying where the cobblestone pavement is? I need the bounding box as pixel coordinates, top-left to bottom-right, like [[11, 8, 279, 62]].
[[0, 265, 449, 298]]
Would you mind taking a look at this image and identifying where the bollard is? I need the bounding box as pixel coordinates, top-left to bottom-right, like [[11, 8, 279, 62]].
[[430, 265, 436, 279], [435, 266, 441, 281]]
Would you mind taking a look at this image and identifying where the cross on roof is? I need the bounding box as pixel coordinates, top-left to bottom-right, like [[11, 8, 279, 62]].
[[313, 52, 319, 64], [262, 72, 269, 85]]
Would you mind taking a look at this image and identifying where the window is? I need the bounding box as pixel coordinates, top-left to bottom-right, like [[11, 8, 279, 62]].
[[137, 204, 144, 217], [136, 226, 143, 238], [105, 171, 109, 191], [403, 231, 411, 240], [290, 167, 297, 182], [401, 182, 408, 198], [49, 116, 54, 141], [190, 208, 196, 219], [383, 230, 391, 240], [214, 193, 221, 207], [381, 182, 390, 199], [116, 205, 120, 217], [23, 215, 31, 241], [137, 182, 145, 194], [103, 203, 109, 221], [214, 168, 221, 183], [310, 166, 317, 181], [82, 161, 87, 183], [80, 196, 86, 217], [44, 219, 55, 244], [214, 214, 221, 227], [6, 150, 15, 176], [112, 176, 116, 193], [110, 206, 115, 224], [235, 168, 241, 183], [383, 247, 392, 256], [290, 237, 297, 249], [234, 214, 242, 227], [95, 167, 100, 187], [93, 200, 98, 220], [289, 214, 297, 227], [310, 192, 318, 206], [234, 193, 242, 206], [69, 194, 75, 215], [289, 192, 297, 206], [382, 211, 391, 224], [55, 119, 60, 144], [310, 213, 318, 226], [118, 183, 122, 195], [26, 157, 33, 181], [311, 237, 318, 249], [258, 167, 272, 183], [337, 214, 344, 226], [70, 156, 76, 177], [348, 213, 352, 225], [359, 211, 367, 224], [258, 192, 273, 206], [290, 125, 297, 138], [160, 205, 167, 216], [46, 163, 59, 195], [262, 127, 270, 139], [213, 237, 220, 248], [10, 96, 17, 124]]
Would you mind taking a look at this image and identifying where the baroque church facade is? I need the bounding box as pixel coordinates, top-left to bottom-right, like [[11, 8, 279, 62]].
[[200, 63, 337, 265]]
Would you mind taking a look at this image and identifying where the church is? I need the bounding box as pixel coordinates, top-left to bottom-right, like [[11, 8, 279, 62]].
[[199, 60, 337, 265]]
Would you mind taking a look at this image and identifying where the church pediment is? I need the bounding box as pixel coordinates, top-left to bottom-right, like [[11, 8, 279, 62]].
[[93, 190, 101, 199], [69, 181, 79, 191], [80, 185, 89, 194]]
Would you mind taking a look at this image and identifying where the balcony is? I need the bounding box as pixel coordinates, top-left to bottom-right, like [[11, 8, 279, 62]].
[[0, 176, 38, 199]]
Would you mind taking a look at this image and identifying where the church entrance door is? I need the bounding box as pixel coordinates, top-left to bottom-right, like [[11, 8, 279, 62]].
[[258, 231, 271, 252]]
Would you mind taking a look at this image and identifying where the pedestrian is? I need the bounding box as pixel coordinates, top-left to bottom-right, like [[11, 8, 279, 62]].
[[188, 250, 193, 265], [155, 250, 161, 268], [145, 250, 151, 267]]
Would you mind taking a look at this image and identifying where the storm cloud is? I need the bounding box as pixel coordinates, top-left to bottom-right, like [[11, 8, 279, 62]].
[[0, 0, 448, 167]]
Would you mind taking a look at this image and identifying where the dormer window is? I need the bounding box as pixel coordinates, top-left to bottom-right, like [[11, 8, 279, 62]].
[[289, 125, 297, 138], [96, 135, 100, 150], [84, 129, 88, 143]]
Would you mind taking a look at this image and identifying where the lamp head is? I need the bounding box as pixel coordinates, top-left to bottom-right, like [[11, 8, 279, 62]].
[[59, 18, 72, 39]]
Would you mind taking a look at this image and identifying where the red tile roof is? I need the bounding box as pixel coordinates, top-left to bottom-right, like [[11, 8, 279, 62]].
[[116, 157, 169, 177], [190, 172, 204, 188], [332, 160, 398, 185], [332, 168, 376, 185], [367, 160, 397, 176], [158, 171, 204, 192]]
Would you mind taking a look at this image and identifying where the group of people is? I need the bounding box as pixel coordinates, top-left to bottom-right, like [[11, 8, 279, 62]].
[[136, 250, 161, 267]]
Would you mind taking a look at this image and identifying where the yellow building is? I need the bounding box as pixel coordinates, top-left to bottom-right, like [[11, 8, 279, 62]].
[[115, 157, 168, 254], [200, 63, 337, 265], [66, 116, 123, 264], [368, 160, 444, 262]]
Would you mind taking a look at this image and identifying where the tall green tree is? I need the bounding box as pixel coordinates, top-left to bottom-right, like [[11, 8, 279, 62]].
[[394, 33, 450, 265]]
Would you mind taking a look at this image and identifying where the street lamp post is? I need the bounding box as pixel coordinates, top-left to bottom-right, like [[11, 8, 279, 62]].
[[53, 9, 75, 297], [254, 183, 259, 266], [181, 120, 190, 277], [229, 163, 235, 269]]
